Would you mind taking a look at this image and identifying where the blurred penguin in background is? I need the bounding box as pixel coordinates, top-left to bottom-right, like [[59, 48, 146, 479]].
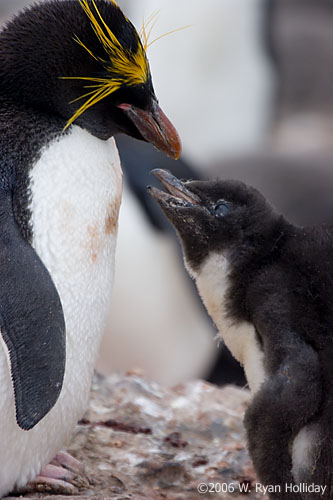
[[118, 0, 273, 167], [98, 140, 220, 385], [210, 0, 333, 226], [267, 0, 333, 153], [98, 0, 274, 386]]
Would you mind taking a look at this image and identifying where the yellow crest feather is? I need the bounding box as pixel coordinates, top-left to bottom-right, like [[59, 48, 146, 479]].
[[140, 11, 191, 50], [62, 0, 150, 130]]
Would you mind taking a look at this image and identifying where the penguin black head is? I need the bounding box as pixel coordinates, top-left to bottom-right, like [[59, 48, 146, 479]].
[[0, 0, 181, 158], [149, 169, 282, 273]]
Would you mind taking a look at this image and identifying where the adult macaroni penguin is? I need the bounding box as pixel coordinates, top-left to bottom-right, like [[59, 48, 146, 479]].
[[0, 0, 180, 496]]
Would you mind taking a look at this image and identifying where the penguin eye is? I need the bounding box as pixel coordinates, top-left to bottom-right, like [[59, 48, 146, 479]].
[[214, 201, 231, 218]]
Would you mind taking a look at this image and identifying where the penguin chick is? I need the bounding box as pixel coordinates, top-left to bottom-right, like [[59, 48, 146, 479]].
[[149, 169, 333, 500], [0, 0, 180, 496]]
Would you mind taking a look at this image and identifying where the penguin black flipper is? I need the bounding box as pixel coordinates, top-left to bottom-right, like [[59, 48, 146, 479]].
[[0, 186, 66, 431]]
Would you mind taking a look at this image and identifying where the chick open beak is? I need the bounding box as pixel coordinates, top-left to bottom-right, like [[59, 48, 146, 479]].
[[148, 169, 200, 207], [117, 102, 182, 160]]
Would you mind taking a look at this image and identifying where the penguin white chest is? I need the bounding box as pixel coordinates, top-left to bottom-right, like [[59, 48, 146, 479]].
[[191, 252, 266, 393], [30, 126, 122, 369]]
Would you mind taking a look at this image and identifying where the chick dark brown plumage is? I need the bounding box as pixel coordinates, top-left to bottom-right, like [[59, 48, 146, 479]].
[[150, 170, 333, 499]]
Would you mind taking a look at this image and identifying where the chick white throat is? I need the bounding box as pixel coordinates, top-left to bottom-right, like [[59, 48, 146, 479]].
[[188, 252, 266, 393]]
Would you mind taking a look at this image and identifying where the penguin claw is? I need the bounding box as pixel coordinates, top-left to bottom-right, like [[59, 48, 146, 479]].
[[38, 463, 74, 481], [52, 450, 86, 476], [22, 475, 78, 495]]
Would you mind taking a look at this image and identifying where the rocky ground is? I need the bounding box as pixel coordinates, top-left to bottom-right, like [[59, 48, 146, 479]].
[[7, 373, 267, 500]]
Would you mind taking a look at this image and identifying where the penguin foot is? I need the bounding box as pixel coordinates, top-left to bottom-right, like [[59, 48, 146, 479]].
[[51, 450, 86, 478], [20, 473, 78, 495], [17, 451, 91, 495]]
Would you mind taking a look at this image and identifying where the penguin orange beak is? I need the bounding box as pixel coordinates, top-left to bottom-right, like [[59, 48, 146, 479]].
[[117, 102, 182, 160]]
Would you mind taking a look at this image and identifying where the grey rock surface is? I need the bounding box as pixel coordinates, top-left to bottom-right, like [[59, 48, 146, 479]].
[[6, 373, 266, 500]]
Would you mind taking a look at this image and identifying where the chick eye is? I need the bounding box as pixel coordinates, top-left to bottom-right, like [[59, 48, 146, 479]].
[[214, 201, 230, 217]]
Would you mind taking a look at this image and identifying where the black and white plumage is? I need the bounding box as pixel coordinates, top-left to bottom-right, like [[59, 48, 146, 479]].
[[150, 169, 333, 499], [265, 0, 333, 152], [0, 0, 180, 495]]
